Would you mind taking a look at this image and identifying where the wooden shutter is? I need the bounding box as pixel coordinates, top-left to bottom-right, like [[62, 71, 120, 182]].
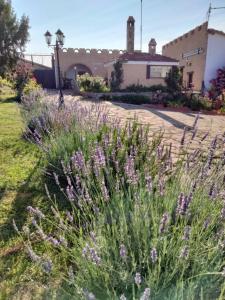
[[146, 65, 150, 79]]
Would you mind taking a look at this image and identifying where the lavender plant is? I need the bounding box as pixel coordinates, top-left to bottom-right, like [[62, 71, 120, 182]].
[[16, 93, 225, 299]]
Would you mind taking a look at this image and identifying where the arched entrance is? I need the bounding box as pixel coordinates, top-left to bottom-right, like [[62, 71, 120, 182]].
[[66, 64, 93, 81]]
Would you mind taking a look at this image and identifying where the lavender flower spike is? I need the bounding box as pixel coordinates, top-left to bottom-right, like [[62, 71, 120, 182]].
[[182, 226, 191, 241], [120, 244, 127, 259], [140, 288, 151, 300], [134, 272, 142, 285], [150, 247, 158, 263], [159, 213, 169, 234], [179, 246, 189, 259]]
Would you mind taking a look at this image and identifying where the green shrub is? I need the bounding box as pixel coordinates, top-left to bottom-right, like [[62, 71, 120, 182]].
[[165, 66, 182, 92], [77, 74, 110, 93], [112, 94, 151, 105], [22, 78, 42, 95], [110, 61, 123, 91], [0, 76, 14, 89], [124, 84, 168, 93]]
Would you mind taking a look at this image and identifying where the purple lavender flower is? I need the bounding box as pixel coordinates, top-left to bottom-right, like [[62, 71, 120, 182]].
[[101, 180, 109, 201], [179, 246, 189, 259], [66, 185, 75, 202], [134, 272, 142, 285], [159, 213, 169, 234], [180, 127, 187, 146], [48, 236, 60, 247], [209, 183, 217, 199], [192, 113, 200, 130], [66, 211, 73, 223], [150, 247, 158, 263], [158, 178, 164, 196], [94, 146, 106, 168], [59, 236, 68, 247], [124, 155, 138, 185], [145, 175, 152, 193], [176, 193, 192, 216], [27, 246, 41, 263], [71, 150, 85, 172], [120, 244, 127, 259], [27, 206, 45, 219], [82, 243, 101, 265], [42, 259, 53, 273], [140, 288, 151, 300], [89, 247, 101, 265], [203, 218, 210, 230], [221, 205, 225, 220], [201, 131, 209, 142], [182, 226, 191, 241]]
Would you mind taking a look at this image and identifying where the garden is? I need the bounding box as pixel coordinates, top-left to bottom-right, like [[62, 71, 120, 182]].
[[1, 1, 225, 297], [77, 64, 225, 114], [1, 72, 225, 299]]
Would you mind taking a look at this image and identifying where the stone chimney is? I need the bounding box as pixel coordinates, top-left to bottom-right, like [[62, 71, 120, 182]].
[[149, 38, 157, 55], [127, 16, 135, 53]]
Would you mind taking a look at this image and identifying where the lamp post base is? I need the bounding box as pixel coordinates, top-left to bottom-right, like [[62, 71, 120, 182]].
[[58, 91, 65, 109]]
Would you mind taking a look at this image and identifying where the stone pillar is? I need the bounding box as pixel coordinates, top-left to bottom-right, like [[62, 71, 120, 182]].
[[127, 16, 135, 53], [148, 38, 157, 55]]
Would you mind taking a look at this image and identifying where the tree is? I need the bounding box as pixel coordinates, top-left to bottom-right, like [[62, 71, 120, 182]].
[[165, 66, 182, 92], [110, 61, 123, 91], [0, 0, 29, 76]]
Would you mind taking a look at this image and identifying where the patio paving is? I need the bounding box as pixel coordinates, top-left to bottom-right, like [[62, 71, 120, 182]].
[[46, 91, 225, 153]]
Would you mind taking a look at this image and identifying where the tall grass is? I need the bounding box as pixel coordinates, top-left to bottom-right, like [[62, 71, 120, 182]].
[[17, 93, 225, 299]]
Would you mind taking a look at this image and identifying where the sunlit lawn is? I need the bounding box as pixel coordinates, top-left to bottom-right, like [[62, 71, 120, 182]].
[[0, 92, 46, 298]]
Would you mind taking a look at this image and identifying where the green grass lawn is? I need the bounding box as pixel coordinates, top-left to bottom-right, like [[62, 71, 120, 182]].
[[0, 93, 46, 298]]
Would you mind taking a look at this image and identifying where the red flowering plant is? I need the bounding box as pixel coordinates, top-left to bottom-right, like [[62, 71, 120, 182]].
[[13, 60, 33, 100], [209, 67, 225, 102]]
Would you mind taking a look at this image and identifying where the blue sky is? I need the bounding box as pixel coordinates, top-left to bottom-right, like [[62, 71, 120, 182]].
[[12, 0, 225, 54]]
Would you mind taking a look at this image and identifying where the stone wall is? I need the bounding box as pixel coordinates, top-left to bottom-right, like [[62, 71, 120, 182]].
[[55, 48, 125, 88]]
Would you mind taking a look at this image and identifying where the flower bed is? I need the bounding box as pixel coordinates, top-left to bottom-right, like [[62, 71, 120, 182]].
[[13, 90, 225, 299]]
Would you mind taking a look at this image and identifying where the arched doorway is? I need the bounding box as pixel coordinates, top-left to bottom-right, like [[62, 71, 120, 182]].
[[66, 64, 92, 80]]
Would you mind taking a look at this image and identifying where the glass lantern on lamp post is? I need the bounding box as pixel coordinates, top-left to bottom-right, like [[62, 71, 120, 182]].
[[44, 29, 65, 108]]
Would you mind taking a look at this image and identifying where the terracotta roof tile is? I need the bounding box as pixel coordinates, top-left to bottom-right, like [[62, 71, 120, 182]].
[[119, 52, 178, 63]]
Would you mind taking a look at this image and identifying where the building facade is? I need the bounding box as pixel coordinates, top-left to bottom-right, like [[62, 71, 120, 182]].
[[55, 16, 177, 89], [162, 22, 225, 91], [105, 17, 178, 89]]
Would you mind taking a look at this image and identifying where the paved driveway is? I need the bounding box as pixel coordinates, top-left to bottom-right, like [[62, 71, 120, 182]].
[[46, 91, 225, 152]]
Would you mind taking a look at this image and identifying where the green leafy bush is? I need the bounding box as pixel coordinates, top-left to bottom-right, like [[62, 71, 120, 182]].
[[124, 84, 168, 93], [0, 76, 14, 89], [77, 74, 110, 93], [22, 78, 42, 95], [165, 66, 182, 92], [110, 61, 123, 91], [112, 94, 151, 105]]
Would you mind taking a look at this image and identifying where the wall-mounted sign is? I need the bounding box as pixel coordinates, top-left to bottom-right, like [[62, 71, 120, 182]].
[[182, 48, 204, 59]]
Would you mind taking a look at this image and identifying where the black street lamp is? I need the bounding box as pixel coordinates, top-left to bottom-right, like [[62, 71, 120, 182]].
[[44, 29, 65, 108]]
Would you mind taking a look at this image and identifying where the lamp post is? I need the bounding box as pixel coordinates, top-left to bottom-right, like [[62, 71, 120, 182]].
[[44, 29, 65, 108]]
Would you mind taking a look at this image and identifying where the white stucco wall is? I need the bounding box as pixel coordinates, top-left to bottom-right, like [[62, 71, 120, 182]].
[[204, 33, 225, 89]]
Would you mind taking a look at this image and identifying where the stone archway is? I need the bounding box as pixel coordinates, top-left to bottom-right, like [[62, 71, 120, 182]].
[[66, 63, 93, 81]]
